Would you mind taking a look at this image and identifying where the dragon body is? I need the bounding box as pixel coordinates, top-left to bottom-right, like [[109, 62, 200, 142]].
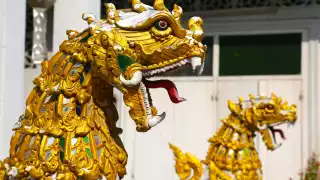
[[0, 1, 206, 179], [170, 93, 297, 180]]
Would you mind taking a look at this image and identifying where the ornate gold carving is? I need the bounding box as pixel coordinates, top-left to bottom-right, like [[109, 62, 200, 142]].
[[170, 93, 297, 180], [1, 0, 206, 179]]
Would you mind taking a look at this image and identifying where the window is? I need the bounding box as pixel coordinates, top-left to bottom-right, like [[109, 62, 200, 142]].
[[219, 33, 301, 76], [160, 36, 213, 77]]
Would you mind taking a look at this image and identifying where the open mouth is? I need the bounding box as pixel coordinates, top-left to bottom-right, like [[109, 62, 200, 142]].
[[119, 56, 204, 129], [140, 56, 203, 103], [136, 56, 203, 127], [267, 121, 295, 146]]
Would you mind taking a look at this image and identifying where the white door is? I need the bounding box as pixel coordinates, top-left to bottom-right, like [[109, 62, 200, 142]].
[[214, 31, 305, 180]]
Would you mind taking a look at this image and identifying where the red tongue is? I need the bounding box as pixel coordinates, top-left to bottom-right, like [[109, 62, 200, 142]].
[[143, 79, 186, 104]]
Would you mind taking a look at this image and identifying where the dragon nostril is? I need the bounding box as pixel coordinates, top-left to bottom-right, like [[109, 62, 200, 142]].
[[188, 17, 204, 42], [193, 30, 204, 42]]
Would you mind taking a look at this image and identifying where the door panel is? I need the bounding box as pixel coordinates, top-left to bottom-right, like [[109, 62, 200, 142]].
[[258, 80, 302, 180], [172, 81, 214, 164], [130, 80, 214, 180], [132, 86, 176, 180]]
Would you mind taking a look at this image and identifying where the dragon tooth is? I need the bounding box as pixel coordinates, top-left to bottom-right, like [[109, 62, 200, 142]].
[[148, 112, 166, 128], [145, 72, 150, 76]]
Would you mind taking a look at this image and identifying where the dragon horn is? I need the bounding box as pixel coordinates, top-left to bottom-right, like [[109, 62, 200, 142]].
[[129, 0, 148, 12], [172, 4, 183, 21], [154, 0, 168, 11]]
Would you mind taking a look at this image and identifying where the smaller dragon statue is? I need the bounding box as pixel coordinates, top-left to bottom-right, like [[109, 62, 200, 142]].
[[170, 93, 297, 180]]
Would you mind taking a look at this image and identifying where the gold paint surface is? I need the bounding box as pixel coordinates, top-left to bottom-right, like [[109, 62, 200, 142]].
[[0, 0, 207, 179]]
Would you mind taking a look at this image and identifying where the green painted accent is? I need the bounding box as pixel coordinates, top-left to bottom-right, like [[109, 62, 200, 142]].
[[59, 137, 65, 148], [83, 136, 89, 144], [85, 148, 93, 158], [60, 152, 65, 162], [75, 29, 88, 38], [59, 137, 65, 161], [82, 136, 93, 158], [243, 148, 249, 157], [80, 35, 92, 42], [117, 54, 135, 72]]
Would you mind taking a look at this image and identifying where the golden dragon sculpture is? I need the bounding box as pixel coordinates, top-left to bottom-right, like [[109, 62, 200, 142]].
[[170, 93, 297, 180], [0, 0, 207, 179]]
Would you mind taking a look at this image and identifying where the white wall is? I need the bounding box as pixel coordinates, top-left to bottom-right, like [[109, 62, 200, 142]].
[[53, 0, 100, 51], [0, 0, 26, 159]]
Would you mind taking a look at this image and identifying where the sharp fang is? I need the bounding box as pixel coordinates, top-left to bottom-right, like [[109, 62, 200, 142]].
[[148, 112, 166, 127], [274, 143, 282, 150], [120, 71, 142, 87], [188, 56, 202, 74], [197, 62, 205, 76], [258, 123, 267, 130]]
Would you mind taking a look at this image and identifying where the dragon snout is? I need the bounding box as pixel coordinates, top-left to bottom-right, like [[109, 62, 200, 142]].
[[187, 17, 204, 42], [186, 17, 205, 76]]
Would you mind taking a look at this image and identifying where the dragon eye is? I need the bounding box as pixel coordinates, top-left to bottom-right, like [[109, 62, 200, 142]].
[[265, 104, 274, 110], [155, 20, 168, 30]]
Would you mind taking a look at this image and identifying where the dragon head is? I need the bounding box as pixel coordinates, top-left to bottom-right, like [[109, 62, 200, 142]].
[[82, 0, 206, 132], [228, 93, 297, 150]]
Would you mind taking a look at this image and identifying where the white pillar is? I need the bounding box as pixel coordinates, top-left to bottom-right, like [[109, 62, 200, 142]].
[[0, 0, 26, 158], [307, 25, 320, 157], [53, 0, 101, 51], [315, 25, 320, 154]]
